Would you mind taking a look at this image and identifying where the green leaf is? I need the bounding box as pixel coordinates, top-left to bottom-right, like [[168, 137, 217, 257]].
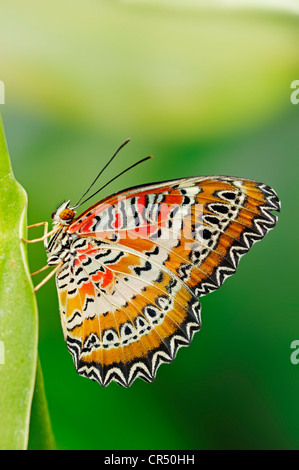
[[0, 113, 54, 449], [28, 358, 56, 450]]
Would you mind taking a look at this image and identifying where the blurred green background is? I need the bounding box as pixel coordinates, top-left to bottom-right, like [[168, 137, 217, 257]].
[[1, 0, 298, 450]]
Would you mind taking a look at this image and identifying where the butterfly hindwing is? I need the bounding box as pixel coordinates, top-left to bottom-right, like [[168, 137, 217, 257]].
[[56, 238, 201, 386]]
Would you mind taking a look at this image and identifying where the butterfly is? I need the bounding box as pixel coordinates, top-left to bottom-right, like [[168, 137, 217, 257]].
[[25, 139, 281, 387]]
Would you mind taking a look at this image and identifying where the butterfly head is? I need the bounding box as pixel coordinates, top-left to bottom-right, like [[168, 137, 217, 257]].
[[52, 200, 76, 226]]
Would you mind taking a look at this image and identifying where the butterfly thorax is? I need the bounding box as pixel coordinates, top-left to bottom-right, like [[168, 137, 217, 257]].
[[46, 228, 73, 265]]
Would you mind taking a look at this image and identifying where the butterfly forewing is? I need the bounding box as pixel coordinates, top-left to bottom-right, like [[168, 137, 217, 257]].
[[55, 175, 280, 386]]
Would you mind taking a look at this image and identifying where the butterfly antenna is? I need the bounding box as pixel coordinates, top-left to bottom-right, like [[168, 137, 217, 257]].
[[77, 155, 152, 208], [73, 138, 131, 208]]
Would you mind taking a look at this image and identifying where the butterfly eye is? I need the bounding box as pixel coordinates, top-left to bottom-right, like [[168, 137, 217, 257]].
[[59, 208, 75, 221]]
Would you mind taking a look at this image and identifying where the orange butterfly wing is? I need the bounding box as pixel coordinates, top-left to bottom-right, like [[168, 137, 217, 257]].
[[55, 176, 280, 386]]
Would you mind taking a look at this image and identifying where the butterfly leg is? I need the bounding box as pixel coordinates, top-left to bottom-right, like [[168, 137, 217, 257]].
[[22, 222, 63, 290], [30, 264, 51, 277], [34, 261, 64, 292], [22, 222, 58, 247]]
